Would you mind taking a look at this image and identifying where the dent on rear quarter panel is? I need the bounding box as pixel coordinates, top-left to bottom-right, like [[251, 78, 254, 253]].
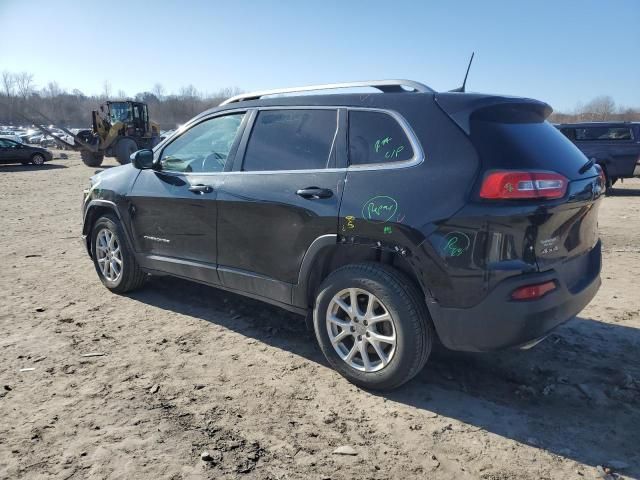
[[338, 96, 482, 306]]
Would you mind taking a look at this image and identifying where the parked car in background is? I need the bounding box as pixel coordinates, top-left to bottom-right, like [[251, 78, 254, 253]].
[[0, 132, 24, 144], [557, 122, 640, 191], [0, 138, 52, 165], [82, 80, 604, 390]]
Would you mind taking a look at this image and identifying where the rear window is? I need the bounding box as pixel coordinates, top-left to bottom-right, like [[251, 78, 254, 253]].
[[575, 127, 633, 141], [348, 110, 414, 165], [242, 109, 337, 171], [470, 120, 592, 180]]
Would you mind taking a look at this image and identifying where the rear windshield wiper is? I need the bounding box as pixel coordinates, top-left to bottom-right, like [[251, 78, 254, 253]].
[[579, 157, 595, 175]]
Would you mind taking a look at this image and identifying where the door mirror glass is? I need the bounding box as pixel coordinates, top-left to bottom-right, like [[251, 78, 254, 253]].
[[131, 149, 155, 169]]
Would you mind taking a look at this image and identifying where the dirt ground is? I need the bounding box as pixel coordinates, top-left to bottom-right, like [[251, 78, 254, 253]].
[[0, 151, 638, 480]]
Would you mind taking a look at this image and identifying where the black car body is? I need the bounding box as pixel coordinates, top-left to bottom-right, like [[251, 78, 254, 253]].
[[82, 80, 603, 389], [0, 138, 52, 165], [557, 122, 640, 187]]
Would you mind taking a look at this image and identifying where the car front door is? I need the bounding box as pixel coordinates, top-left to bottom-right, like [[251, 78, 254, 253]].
[[215, 108, 346, 306], [128, 112, 248, 283], [0, 139, 25, 163], [0, 139, 9, 163]]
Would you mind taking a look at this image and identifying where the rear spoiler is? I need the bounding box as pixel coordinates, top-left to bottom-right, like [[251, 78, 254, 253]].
[[434, 93, 552, 135]]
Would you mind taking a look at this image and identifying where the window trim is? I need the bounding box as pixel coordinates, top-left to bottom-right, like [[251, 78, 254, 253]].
[[574, 126, 635, 142], [346, 108, 423, 170], [155, 110, 249, 174], [153, 106, 424, 176], [239, 107, 341, 173]]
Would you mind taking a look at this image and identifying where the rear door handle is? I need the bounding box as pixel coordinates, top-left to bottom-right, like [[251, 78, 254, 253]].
[[188, 184, 213, 194], [296, 187, 333, 199]]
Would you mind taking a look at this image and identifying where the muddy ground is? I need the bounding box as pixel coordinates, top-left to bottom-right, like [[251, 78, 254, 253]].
[[0, 151, 638, 480]]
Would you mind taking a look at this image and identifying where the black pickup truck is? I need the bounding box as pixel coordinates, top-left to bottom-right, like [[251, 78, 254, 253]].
[[557, 122, 640, 191]]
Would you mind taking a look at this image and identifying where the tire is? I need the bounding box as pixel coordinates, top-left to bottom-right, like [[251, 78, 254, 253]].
[[115, 138, 138, 165], [91, 214, 147, 293], [313, 263, 433, 390], [31, 153, 45, 166], [81, 150, 104, 167], [602, 166, 613, 195]]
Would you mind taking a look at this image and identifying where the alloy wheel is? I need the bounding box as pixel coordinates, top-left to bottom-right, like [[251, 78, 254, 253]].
[[326, 288, 397, 372], [95, 228, 123, 282]]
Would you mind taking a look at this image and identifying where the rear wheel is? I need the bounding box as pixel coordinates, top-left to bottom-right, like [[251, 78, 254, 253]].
[[81, 150, 104, 167], [313, 263, 433, 390], [91, 214, 147, 293], [31, 153, 45, 166], [115, 138, 138, 165]]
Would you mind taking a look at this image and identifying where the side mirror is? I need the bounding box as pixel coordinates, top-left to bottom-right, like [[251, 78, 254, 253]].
[[131, 149, 155, 169]]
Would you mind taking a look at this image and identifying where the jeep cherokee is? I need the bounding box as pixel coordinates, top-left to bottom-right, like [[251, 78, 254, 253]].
[[82, 80, 603, 390]]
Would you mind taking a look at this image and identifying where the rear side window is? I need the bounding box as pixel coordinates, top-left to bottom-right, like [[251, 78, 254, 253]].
[[348, 110, 414, 165], [575, 127, 633, 141], [243, 109, 337, 171], [560, 128, 576, 141]]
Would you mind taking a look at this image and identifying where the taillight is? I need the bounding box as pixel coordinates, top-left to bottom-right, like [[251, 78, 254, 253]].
[[511, 281, 556, 301], [594, 164, 606, 189], [480, 171, 568, 200]]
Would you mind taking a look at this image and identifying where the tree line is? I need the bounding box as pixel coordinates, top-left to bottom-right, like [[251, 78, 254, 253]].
[[0, 71, 241, 129], [1, 70, 638, 129]]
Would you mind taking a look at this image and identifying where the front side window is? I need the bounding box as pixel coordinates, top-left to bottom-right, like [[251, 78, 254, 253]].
[[160, 113, 245, 173], [575, 127, 633, 141], [0, 139, 17, 148], [242, 109, 337, 171], [348, 110, 414, 165]]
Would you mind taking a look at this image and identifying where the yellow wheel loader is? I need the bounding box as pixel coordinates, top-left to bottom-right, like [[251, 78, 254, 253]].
[[76, 101, 161, 167]]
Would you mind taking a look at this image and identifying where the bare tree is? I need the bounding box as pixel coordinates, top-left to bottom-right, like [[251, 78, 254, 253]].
[[1, 71, 15, 97], [102, 80, 112, 100], [14, 72, 34, 99], [152, 83, 165, 100], [583, 95, 616, 121]]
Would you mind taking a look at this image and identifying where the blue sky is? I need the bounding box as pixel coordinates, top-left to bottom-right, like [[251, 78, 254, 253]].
[[1, 0, 638, 111]]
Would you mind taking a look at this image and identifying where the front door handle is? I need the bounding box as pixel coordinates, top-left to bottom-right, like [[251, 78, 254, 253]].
[[188, 184, 213, 194], [296, 187, 333, 199]]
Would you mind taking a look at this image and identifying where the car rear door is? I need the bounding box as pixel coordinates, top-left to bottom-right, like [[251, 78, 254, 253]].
[[215, 107, 346, 306], [128, 112, 248, 283]]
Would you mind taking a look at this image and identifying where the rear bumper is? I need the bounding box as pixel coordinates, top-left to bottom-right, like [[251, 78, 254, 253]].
[[429, 241, 602, 352]]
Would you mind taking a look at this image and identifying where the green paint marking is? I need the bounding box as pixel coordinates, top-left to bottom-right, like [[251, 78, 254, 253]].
[[383, 226, 392, 234], [441, 232, 471, 257], [374, 136, 392, 153], [362, 196, 398, 223]]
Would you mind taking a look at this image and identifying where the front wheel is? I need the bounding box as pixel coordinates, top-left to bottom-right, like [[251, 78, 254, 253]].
[[91, 214, 147, 293], [313, 263, 433, 390], [81, 150, 104, 167], [31, 153, 45, 166], [115, 138, 138, 165]]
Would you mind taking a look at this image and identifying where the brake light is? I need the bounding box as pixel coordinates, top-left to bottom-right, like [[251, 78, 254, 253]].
[[511, 281, 556, 301], [594, 164, 606, 189], [480, 171, 568, 200]]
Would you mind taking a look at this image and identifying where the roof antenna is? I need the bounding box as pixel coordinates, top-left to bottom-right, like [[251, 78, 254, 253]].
[[450, 52, 475, 92]]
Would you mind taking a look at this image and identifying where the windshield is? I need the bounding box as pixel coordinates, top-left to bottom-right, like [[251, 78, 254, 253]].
[[109, 103, 131, 123]]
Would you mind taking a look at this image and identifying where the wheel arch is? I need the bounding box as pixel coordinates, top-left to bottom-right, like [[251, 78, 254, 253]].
[[83, 200, 131, 258], [293, 235, 431, 313]]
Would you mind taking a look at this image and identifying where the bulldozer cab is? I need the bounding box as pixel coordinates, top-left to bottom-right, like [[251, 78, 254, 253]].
[[97, 101, 152, 137]]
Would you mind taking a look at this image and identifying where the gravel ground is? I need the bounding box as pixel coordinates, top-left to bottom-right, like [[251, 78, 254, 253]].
[[0, 151, 638, 480]]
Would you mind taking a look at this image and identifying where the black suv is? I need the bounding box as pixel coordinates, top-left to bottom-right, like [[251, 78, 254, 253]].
[[82, 80, 603, 390], [557, 122, 640, 190]]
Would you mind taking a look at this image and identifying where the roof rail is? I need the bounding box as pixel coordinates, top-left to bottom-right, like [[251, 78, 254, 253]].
[[219, 79, 433, 106]]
